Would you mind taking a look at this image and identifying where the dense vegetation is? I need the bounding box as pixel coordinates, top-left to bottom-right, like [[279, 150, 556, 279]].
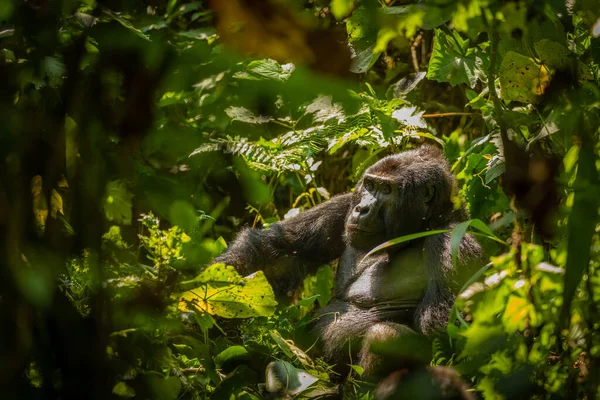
[[1, 0, 600, 398]]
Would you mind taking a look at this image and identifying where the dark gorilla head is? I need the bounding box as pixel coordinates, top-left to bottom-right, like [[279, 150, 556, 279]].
[[345, 146, 457, 250]]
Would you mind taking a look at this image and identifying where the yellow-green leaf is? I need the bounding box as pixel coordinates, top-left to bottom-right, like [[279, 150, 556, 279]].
[[50, 189, 64, 218], [112, 382, 135, 398], [499, 51, 552, 103], [502, 295, 538, 333], [176, 263, 277, 318]]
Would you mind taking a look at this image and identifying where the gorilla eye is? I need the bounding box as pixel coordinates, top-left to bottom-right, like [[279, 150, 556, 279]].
[[364, 180, 374, 191], [382, 184, 391, 194]]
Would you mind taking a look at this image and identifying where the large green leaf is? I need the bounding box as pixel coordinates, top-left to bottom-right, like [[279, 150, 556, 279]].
[[427, 29, 487, 88], [176, 263, 277, 318], [498, 51, 552, 103]]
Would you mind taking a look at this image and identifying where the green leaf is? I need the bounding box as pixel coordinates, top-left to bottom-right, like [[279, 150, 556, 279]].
[[144, 375, 181, 400], [42, 57, 66, 86], [314, 265, 334, 307], [350, 43, 379, 74], [214, 346, 250, 368], [562, 142, 600, 325], [214, 236, 228, 255], [365, 229, 451, 258], [563, 145, 579, 173], [350, 364, 364, 376], [237, 59, 294, 82], [198, 343, 219, 384], [305, 95, 344, 123], [193, 311, 215, 333], [168, 200, 197, 233], [534, 39, 572, 70], [450, 221, 471, 268], [427, 29, 487, 88], [502, 295, 538, 333], [269, 330, 295, 359], [346, 7, 377, 43], [451, 219, 502, 267], [213, 365, 258, 399], [391, 106, 427, 128], [331, 0, 355, 20], [297, 294, 320, 307], [103, 9, 151, 41], [485, 156, 505, 184], [459, 324, 506, 357], [103, 180, 134, 225], [498, 51, 552, 103], [381, 4, 448, 30], [112, 382, 135, 398], [176, 263, 277, 318], [389, 72, 426, 98], [225, 107, 271, 124]]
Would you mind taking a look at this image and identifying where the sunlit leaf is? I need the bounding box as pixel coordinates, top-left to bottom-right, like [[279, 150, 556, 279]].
[[331, 0, 355, 20], [225, 106, 272, 124], [499, 51, 552, 103], [240, 59, 295, 82], [176, 263, 277, 318], [427, 28, 487, 88], [503, 295, 538, 333], [391, 106, 427, 128]]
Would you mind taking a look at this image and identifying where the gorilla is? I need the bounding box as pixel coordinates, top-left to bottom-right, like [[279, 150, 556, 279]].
[[214, 146, 483, 377]]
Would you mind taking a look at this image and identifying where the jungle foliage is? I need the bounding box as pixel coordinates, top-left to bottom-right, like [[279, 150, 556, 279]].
[[1, 0, 600, 399]]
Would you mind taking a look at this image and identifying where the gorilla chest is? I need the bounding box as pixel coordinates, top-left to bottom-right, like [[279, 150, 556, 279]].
[[337, 246, 428, 305]]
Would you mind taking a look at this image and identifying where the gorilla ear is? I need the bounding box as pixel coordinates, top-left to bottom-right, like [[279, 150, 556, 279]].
[[424, 183, 435, 203]]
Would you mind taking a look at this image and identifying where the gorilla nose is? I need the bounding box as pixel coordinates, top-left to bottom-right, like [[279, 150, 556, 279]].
[[354, 204, 370, 217]]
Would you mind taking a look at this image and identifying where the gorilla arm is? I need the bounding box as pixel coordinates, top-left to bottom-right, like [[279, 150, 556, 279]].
[[214, 193, 353, 293]]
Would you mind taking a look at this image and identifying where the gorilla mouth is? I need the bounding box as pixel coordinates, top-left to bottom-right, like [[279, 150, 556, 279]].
[[346, 224, 379, 235]]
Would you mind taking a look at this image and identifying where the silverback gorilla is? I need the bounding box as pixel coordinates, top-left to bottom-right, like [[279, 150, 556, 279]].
[[214, 146, 482, 377]]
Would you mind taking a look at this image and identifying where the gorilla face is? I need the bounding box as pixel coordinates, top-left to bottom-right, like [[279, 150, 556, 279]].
[[345, 173, 397, 250], [344, 149, 452, 251]]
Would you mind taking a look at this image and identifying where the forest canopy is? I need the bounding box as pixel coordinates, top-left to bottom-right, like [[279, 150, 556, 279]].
[[1, 0, 600, 399]]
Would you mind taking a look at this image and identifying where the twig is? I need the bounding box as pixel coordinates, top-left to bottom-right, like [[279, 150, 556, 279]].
[[181, 367, 206, 375], [411, 31, 424, 72]]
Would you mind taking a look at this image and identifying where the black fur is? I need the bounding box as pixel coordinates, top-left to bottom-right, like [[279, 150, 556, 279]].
[[214, 146, 483, 375]]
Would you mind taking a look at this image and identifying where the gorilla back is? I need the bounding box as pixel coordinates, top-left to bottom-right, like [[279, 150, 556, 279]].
[[214, 146, 483, 375]]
